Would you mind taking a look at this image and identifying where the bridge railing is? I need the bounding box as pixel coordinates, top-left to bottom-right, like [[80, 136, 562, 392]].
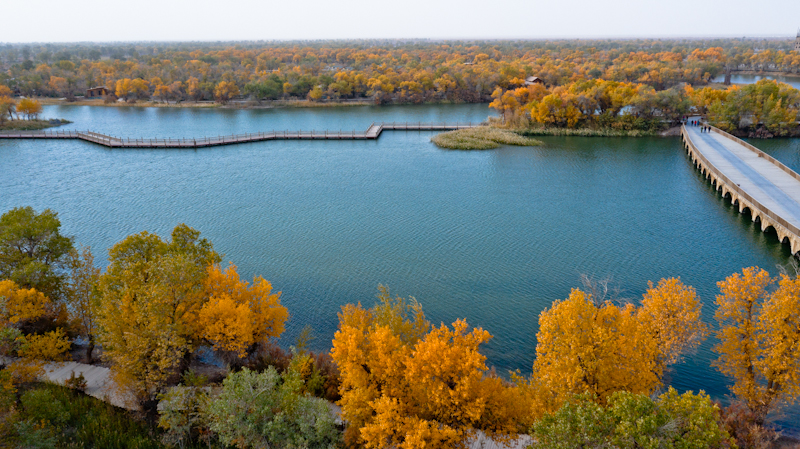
[[705, 123, 800, 185], [0, 130, 81, 138], [682, 125, 800, 240]]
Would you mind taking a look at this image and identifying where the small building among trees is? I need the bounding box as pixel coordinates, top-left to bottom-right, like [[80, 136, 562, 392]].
[[86, 86, 109, 98], [524, 76, 545, 87]]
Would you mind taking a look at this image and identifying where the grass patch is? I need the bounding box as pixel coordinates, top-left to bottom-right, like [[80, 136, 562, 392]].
[[0, 119, 72, 131], [516, 127, 660, 137], [431, 126, 543, 150], [7, 382, 170, 449]]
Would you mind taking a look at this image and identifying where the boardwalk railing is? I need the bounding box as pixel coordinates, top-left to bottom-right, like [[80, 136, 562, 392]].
[[0, 122, 477, 149]]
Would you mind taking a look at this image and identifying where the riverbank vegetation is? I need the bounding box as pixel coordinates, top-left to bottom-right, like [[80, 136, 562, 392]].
[[430, 126, 543, 149], [0, 40, 732, 104], [0, 86, 69, 131], [0, 39, 792, 107], [488, 78, 800, 137], [3, 206, 800, 447], [2, 40, 799, 136]]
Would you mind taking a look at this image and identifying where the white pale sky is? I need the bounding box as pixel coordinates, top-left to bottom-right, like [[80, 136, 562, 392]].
[[1, 0, 799, 42]]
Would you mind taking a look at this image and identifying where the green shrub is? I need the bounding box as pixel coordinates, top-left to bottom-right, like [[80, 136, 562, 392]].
[[203, 366, 341, 449], [530, 388, 734, 449], [11, 383, 167, 449], [20, 389, 70, 427], [158, 385, 212, 448], [64, 371, 88, 392], [13, 420, 58, 449]]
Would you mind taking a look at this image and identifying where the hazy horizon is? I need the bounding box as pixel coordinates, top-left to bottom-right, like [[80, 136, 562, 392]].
[[2, 0, 798, 43], [1, 35, 799, 46]]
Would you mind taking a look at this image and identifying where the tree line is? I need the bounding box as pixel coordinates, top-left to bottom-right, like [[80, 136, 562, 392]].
[[489, 78, 800, 136], [2, 206, 800, 448], [0, 39, 769, 104]]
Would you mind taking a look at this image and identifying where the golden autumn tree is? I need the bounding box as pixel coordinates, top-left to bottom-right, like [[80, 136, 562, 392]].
[[638, 277, 709, 366], [713, 267, 800, 425], [198, 263, 288, 358], [47, 76, 69, 97], [0, 280, 50, 328], [115, 78, 132, 100], [0, 280, 71, 381], [0, 95, 15, 124], [186, 77, 201, 101], [331, 286, 527, 449], [533, 289, 659, 406], [129, 78, 150, 101], [16, 98, 42, 120], [533, 278, 707, 411], [96, 224, 220, 404], [214, 81, 239, 104]]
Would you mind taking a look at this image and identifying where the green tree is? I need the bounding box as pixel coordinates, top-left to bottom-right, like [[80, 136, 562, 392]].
[[0, 207, 74, 303], [96, 224, 220, 405]]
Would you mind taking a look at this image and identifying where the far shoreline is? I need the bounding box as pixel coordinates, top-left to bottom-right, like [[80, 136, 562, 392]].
[[35, 97, 483, 110]]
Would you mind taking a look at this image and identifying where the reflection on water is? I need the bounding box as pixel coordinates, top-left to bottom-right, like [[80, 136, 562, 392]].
[[2, 104, 799, 433]]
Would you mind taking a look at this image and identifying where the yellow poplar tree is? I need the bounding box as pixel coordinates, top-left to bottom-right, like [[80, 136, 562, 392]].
[[533, 289, 660, 406], [96, 224, 220, 403], [714, 267, 800, 424], [16, 98, 42, 120], [332, 286, 527, 449], [214, 81, 239, 104], [0, 280, 50, 327], [1, 280, 71, 381], [534, 279, 707, 410], [198, 263, 288, 357], [638, 277, 709, 366]]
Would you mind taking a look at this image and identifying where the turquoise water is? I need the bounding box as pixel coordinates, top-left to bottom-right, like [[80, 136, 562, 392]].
[[2, 104, 799, 431], [714, 73, 800, 89]]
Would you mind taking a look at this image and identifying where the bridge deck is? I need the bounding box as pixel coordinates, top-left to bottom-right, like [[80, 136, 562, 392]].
[[685, 126, 800, 229]]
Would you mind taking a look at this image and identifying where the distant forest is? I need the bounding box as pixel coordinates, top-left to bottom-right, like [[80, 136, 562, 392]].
[[0, 38, 798, 104]]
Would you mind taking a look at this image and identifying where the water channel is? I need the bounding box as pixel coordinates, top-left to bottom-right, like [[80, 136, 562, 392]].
[[714, 72, 800, 90], [2, 103, 799, 432]]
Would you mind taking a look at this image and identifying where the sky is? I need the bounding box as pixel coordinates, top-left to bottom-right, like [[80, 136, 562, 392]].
[[1, 0, 799, 42]]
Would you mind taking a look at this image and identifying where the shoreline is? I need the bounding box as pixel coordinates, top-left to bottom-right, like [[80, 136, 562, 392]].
[[0, 118, 71, 132], [516, 126, 675, 138], [34, 97, 473, 110]]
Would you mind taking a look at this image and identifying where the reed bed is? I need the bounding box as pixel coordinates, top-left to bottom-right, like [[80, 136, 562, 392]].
[[431, 126, 543, 150]]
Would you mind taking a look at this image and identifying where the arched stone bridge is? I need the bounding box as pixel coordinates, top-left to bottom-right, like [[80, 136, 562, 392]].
[[682, 124, 800, 255]]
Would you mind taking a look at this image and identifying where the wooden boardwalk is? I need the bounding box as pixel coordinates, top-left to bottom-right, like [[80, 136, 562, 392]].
[[682, 123, 800, 254], [0, 122, 476, 149]]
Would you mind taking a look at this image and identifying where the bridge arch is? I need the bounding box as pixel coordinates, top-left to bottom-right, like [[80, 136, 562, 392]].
[[682, 124, 800, 257]]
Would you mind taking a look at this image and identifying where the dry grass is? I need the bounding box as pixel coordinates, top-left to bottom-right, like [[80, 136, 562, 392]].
[[431, 126, 543, 150], [0, 119, 71, 131]]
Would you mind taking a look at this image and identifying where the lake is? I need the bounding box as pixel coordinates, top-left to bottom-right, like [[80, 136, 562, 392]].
[[2, 103, 799, 432], [714, 72, 800, 90]]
